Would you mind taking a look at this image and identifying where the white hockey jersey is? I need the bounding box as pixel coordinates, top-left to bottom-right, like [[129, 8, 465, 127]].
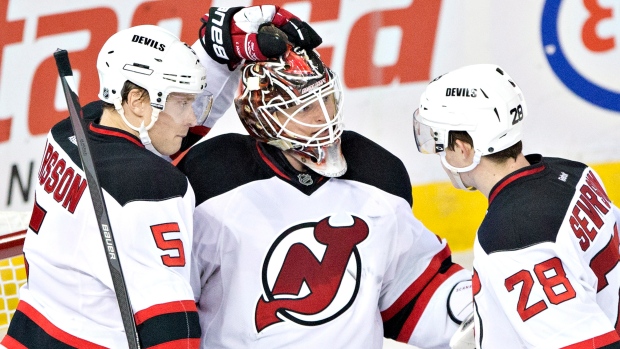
[[472, 155, 620, 348], [2, 102, 200, 349], [179, 131, 471, 349], [2, 41, 240, 349]]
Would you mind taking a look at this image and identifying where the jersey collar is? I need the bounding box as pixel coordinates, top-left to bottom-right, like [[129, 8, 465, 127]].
[[82, 100, 144, 148], [88, 122, 144, 148], [255, 141, 328, 195], [488, 154, 546, 205]]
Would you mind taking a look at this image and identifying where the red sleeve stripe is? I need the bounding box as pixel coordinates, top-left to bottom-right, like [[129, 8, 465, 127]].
[[395, 263, 464, 342], [146, 338, 201, 349], [1, 335, 28, 349], [13, 301, 108, 348], [381, 244, 452, 321], [561, 331, 620, 348], [134, 300, 198, 326]]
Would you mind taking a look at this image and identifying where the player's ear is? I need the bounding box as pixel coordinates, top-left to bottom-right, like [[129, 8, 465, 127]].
[[126, 88, 150, 117], [454, 139, 474, 161]]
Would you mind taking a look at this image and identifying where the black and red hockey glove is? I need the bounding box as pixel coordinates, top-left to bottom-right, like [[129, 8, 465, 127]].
[[199, 5, 322, 70]]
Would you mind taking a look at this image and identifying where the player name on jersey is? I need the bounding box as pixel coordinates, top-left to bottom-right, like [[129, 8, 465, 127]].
[[569, 170, 612, 252], [37, 141, 86, 214]]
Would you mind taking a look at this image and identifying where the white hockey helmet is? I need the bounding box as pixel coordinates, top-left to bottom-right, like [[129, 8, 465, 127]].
[[235, 46, 346, 177], [413, 64, 527, 189], [414, 64, 527, 157], [96, 25, 212, 139]]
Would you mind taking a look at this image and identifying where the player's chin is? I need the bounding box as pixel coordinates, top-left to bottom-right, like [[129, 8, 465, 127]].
[[158, 138, 183, 156], [171, 137, 184, 153]]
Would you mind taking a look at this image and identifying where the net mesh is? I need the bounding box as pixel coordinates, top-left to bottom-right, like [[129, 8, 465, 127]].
[[0, 255, 26, 333], [0, 211, 30, 336]]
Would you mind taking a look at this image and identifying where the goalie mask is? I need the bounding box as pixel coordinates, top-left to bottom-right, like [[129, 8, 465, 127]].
[[413, 64, 527, 189], [96, 25, 212, 151], [234, 47, 346, 177]]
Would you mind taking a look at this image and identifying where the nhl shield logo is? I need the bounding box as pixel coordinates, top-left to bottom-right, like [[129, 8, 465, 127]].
[[297, 173, 313, 186], [255, 215, 369, 332]]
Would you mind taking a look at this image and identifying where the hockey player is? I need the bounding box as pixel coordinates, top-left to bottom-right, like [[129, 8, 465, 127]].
[[179, 26, 474, 348], [413, 64, 620, 348], [1, 25, 212, 348]]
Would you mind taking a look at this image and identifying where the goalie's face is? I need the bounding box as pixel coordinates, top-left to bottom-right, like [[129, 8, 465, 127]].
[[272, 92, 347, 177], [274, 94, 338, 142]]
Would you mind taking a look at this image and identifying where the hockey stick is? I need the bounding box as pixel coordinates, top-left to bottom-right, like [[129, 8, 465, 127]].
[[53, 49, 141, 349]]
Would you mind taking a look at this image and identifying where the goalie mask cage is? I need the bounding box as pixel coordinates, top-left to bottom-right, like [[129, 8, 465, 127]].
[[0, 211, 30, 337]]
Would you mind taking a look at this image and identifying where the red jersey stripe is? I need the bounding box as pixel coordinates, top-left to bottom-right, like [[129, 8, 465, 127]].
[[1, 335, 28, 349], [134, 300, 198, 326], [89, 123, 143, 147], [381, 244, 453, 321], [488, 166, 545, 204], [147, 338, 201, 349], [561, 330, 620, 349], [397, 263, 464, 342], [256, 143, 291, 180], [16, 301, 108, 348]]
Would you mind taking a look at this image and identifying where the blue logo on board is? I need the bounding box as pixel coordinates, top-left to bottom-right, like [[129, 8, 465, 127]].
[[541, 0, 620, 112]]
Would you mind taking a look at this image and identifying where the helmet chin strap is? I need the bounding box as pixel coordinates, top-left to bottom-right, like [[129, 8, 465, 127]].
[[440, 151, 481, 191], [114, 100, 170, 160]]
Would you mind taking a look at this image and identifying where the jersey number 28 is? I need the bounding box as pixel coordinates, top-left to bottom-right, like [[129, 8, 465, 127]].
[[504, 257, 576, 321], [505, 227, 619, 322]]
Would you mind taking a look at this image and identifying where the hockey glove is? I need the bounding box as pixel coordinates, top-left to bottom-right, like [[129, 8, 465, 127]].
[[199, 5, 323, 70]]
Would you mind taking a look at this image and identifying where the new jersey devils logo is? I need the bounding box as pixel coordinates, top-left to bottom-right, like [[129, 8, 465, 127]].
[[255, 215, 369, 332]]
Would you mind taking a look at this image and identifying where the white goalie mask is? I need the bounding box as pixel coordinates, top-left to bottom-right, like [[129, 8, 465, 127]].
[[413, 64, 527, 189], [96, 25, 213, 151], [235, 47, 346, 177]]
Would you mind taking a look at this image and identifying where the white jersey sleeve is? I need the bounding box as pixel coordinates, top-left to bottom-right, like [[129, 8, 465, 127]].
[[379, 200, 472, 349]]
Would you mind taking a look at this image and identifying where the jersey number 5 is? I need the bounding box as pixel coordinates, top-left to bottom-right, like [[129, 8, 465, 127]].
[[504, 257, 576, 321], [150, 223, 186, 267]]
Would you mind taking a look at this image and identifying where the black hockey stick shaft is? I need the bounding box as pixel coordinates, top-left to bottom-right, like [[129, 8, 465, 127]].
[[53, 49, 141, 349]]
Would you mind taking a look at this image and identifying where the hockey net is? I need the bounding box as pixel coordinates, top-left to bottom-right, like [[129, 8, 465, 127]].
[[0, 212, 29, 337]]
